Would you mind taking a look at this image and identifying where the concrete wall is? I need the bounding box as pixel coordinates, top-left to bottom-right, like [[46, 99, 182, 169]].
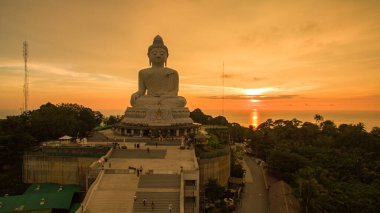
[[41, 146, 108, 156], [184, 170, 200, 213], [23, 155, 95, 188], [198, 153, 230, 187]]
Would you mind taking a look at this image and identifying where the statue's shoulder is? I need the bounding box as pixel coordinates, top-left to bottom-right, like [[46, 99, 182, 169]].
[[138, 68, 153, 75], [164, 67, 178, 75], [139, 68, 152, 72]]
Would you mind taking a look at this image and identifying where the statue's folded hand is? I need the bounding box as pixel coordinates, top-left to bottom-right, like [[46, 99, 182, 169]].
[[130, 92, 143, 106], [158, 95, 172, 102], [131, 92, 140, 99]]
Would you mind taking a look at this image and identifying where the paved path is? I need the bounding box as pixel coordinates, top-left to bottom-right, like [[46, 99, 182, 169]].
[[238, 155, 268, 213]]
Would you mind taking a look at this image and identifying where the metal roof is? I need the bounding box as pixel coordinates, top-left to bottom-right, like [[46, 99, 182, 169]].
[[0, 184, 80, 213], [24, 183, 80, 194]]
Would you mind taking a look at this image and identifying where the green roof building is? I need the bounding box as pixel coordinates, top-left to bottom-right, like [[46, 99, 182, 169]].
[[0, 184, 81, 213]]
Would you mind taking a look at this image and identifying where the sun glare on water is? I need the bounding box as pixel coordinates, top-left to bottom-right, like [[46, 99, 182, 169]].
[[251, 109, 259, 128]]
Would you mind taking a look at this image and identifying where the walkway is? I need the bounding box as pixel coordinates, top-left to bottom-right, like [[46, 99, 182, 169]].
[[238, 155, 268, 213], [111, 149, 167, 159]]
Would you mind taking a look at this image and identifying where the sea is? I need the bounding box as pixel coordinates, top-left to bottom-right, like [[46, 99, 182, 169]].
[[215, 109, 380, 131], [1, 109, 379, 131]]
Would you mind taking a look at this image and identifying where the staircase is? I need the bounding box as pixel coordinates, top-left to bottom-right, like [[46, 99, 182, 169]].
[[133, 192, 180, 213], [132, 174, 181, 213], [138, 174, 180, 188]]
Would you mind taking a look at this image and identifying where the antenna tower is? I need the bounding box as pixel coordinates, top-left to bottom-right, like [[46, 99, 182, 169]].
[[222, 62, 225, 116], [23, 41, 29, 112]]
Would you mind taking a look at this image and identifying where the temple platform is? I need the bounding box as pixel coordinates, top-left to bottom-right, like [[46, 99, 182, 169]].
[[114, 106, 200, 137]]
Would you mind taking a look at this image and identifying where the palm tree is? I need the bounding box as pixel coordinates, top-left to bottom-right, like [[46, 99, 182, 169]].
[[314, 114, 324, 125]]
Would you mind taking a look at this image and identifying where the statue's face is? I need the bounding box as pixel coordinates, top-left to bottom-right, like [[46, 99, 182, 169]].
[[149, 47, 168, 65]]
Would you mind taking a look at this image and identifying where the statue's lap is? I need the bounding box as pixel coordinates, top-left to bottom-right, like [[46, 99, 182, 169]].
[[134, 96, 187, 108]]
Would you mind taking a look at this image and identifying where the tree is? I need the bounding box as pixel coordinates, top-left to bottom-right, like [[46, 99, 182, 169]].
[[314, 114, 324, 125], [0, 115, 37, 195], [268, 150, 310, 182], [229, 123, 246, 143], [0, 102, 103, 195], [104, 115, 120, 125], [246, 116, 380, 213], [370, 127, 380, 138], [257, 118, 274, 130], [210, 116, 229, 126], [230, 149, 245, 178], [93, 111, 104, 126], [320, 120, 337, 136], [190, 108, 230, 125], [249, 125, 254, 131], [0, 112, 31, 134], [208, 134, 219, 148], [26, 103, 104, 141], [294, 167, 325, 213], [205, 178, 225, 202], [190, 108, 211, 124], [300, 122, 320, 142]]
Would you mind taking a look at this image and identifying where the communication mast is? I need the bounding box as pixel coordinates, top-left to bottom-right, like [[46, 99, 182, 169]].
[[222, 62, 225, 116], [23, 41, 29, 112]]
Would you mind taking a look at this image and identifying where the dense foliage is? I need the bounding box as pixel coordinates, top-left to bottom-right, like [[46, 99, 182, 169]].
[[230, 148, 245, 178], [190, 108, 253, 143], [205, 178, 225, 202], [190, 109, 248, 178], [190, 108, 229, 126], [0, 102, 103, 195], [103, 115, 123, 126], [250, 118, 380, 213]]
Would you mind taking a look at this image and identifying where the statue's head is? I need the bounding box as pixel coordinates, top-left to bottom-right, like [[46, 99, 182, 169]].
[[148, 35, 169, 66]]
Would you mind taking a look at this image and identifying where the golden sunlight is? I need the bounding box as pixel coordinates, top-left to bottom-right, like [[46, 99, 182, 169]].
[[251, 109, 259, 128], [244, 88, 274, 96]]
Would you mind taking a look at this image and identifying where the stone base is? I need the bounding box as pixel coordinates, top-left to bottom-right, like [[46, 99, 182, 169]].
[[121, 106, 193, 126], [113, 123, 200, 137], [114, 106, 199, 137]]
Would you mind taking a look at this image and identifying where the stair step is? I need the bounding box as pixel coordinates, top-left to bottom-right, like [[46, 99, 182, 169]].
[[138, 174, 180, 189], [133, 192, 180, 213]]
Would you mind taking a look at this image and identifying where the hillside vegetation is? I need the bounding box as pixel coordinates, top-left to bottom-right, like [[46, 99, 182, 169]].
[[250, 117, 380, 213], [191, 109, 380, 212], [0, 103, 103, 195]]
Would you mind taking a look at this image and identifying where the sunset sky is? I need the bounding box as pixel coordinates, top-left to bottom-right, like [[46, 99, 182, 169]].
[[1, 0, 380, 121]]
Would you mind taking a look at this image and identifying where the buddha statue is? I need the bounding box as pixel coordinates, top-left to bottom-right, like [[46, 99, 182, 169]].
[[130, 35, 187, 108]]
